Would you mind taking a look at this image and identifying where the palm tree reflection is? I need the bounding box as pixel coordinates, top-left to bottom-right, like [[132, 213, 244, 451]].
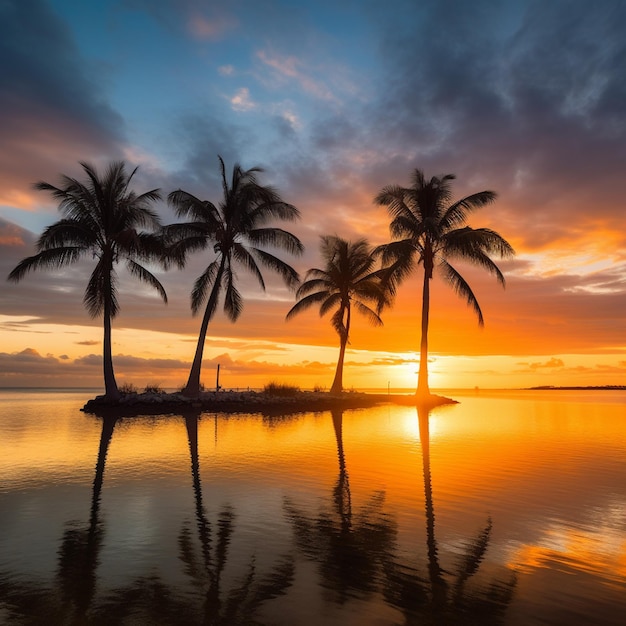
[[180, 413, 294, 624], [285, 408, 397, 604], [56, 415, 117, 620], [0, 416, 118, 622], [384, 403, 516, 624]]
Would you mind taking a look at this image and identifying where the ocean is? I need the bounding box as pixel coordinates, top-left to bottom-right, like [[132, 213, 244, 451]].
[[1, 388, 625, 624]]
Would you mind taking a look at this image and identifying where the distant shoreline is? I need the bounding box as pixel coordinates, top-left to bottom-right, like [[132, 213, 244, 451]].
[[526, 385, 626, 391]]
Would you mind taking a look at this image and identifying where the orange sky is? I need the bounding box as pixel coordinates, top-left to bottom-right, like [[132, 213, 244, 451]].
[[0, 1, 625, 390]]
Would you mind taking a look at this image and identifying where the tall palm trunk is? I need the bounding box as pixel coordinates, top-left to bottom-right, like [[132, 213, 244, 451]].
[[102, 290, 119, 400], [330, 306, 350, 394], [417, 247, 432, 397], [184, 260, 226, 397]]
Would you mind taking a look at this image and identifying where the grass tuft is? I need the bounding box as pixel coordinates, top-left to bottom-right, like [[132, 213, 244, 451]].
[[262, 381, 301, 397], [143, 383, 165, 394], [119, 382, 137, 394]]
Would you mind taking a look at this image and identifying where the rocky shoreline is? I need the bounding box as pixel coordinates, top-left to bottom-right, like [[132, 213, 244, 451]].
[[81, 389, 456, 417]]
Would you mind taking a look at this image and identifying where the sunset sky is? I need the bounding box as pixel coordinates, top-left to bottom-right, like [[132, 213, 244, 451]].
[[1, 0, 625, 391]]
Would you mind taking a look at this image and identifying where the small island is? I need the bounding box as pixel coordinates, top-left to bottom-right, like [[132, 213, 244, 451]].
[[81, 387, 457, 417]]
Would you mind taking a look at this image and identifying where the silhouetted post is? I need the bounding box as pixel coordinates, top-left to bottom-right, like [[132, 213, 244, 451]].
[[216, 363, 221, 392]]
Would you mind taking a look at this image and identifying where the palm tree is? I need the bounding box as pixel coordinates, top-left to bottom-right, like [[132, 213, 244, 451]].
[[286, 236, 391, 394], [375, 169, 514, 397], [7, 161, 167, 400], [166, 156, 303, 397]]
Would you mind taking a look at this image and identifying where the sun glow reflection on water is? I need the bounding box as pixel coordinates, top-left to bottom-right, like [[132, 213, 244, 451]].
[[1, 389, 625, 624]]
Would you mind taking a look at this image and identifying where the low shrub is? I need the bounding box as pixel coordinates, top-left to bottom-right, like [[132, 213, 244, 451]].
[[143, 383, 165, 394], [262, 381, 301, 397], [119, 382, 137, 394]]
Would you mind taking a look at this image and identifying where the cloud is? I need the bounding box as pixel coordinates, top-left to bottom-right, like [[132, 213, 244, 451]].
[[229, 87, 257, 112], [0, 220, 27, 247], [363, 0, 626, 253], [526, 358, 566, 370], [187, 13, 237, 40], [256, 49, 337, 101], [0, 0, 125, 210], [1, 0, 625, 388]]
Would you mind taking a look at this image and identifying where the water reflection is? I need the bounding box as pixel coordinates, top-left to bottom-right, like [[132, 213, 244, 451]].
[[285, 408, 397, 604], [384, 403, 516, 624], [56, 416, 116, 620], [0, 413, 296, 625], [7, 392, 624, 624], [179, 413, 294, 624], [0, 416, 118, 623]]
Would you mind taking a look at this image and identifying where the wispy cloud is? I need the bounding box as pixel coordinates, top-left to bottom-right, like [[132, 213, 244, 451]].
[[229, 87, 257, 112], [256, 49, 337, 101], [187, 13, 237, 40]]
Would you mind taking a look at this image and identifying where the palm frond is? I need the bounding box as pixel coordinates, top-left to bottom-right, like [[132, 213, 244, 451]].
[[218, 155, 230, 200], [319, 292, 342, 318], [37, 219, 96, 250], [168, 190, 219, 224], [251, 248, 300, 289], [410, 168, 427, 190], [84, 260, 117, 319], [247, 200, 301, 225], [440, 260, 484, 325], [442, 227, 512, 286], [285, 291, 330, 320], [374, 185, 412, 221], [7, 247, 86, 282], [330, 306, 348, 339], [232, 243, 265, 290], [440, 191, 497, 230], [223, 272, 243, 321], [294, 275, 331, 298], [246, 228, 304, 255], [470, 227, 515, 257], [191, 261, 220, 315], [132, 232, 168, 267], [352, 301, 384, 326], [126, 259, 168, 303], [389, 213, 423, 239]]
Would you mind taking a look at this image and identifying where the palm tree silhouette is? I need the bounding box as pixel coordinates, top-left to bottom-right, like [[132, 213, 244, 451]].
[[166, 156, 303, 397], [7, 162, 167, 399], [286, 236, 391, 393], [375, 170, 514, 397]]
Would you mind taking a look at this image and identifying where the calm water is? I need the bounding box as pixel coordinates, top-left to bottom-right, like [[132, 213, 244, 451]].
[[1, 389, 625, 625]]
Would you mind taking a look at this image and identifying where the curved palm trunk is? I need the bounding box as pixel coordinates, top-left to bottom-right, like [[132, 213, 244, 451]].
[[102, 295, 119, 400], [184, 261, 225, 397], [417, 248, 432, 397], [330, 306, 350, 394]]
